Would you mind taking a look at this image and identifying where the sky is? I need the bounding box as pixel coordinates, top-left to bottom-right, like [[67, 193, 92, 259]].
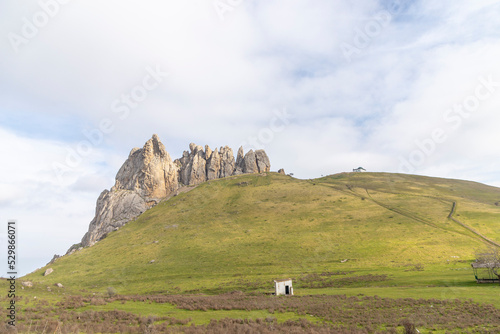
[[1, 0, 500, 276]]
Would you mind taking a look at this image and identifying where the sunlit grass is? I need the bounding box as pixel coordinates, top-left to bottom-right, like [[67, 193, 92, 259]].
[[13, 172, 500, 332]]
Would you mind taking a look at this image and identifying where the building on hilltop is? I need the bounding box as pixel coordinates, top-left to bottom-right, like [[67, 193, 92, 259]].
[[274, 278, 293, 296], [353, 167, 366, 172]]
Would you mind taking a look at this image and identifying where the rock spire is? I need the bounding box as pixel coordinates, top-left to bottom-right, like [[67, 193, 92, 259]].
[[78, 135, 270, 248]]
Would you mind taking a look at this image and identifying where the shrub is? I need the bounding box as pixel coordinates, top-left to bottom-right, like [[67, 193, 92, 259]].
[[106, 287, 117, 297], [402, 319, 417, 334]]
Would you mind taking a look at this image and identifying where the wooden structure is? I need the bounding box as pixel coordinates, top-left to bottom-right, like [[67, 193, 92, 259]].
[[471, 262, 500, 283], [274, 278, 293, 296]]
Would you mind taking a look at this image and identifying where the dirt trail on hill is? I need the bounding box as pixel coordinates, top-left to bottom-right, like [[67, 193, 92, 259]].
[[361, 187, 500, 247], [447, 202, 500, 248], [331, 183, 447, 230], [321, 182, 498, 246]]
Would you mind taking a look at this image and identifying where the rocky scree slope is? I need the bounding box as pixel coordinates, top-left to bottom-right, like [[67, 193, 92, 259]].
[[74, 134, 270, 250]]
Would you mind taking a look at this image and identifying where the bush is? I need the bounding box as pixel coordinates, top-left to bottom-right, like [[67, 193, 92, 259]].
[[106, 287, 117, 297], [402, 319, 417, 334]]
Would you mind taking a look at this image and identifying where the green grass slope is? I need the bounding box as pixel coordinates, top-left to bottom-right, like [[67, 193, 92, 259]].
[[24, 172, 500, 298]]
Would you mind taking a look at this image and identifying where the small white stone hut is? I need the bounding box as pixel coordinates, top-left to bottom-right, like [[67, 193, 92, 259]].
[[274, 278, 293, 296]]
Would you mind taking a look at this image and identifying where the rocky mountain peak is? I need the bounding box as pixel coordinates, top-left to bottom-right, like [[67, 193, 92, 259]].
[[76, 135, 271, 249], [114, 133, 178, 199], [147, 134, 167, 156]]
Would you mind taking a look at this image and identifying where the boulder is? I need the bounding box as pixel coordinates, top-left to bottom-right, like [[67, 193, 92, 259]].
[[206, 148, 221, 180], [242, 150, 258, 173], [255, 150, 271, 173], [176, 143, 206, 185], [205, 145, 212, 160], [189, 146, 207, 185], [47, 254, 61, 265], [234, 146, 244, 175], [219, 146, 235, 178]]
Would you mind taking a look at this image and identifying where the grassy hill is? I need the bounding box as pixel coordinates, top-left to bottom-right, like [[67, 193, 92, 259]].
[[24, 172, 500, 297], [11, 172, 500, 332]]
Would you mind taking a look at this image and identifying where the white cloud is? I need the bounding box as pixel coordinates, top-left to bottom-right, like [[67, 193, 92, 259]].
[[2, 0, 500, 274], [0, 128, 118, 275]]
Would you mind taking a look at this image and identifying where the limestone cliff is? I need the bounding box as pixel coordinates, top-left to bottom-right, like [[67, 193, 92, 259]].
[[76, 134, 271, 249], [80, 134, 178, 247]]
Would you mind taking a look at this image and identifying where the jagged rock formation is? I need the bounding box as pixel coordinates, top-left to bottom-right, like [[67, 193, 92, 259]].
[[114, 135, 179, 199], [80, 189, 150, 247], [80, 135, 177, 247], [47, 254, 61, 265], [77, 134, 271, 248], [173, 143, 271, 186]]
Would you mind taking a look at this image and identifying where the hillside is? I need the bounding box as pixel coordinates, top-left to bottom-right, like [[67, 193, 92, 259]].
[[25, 172, 500, 296]]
